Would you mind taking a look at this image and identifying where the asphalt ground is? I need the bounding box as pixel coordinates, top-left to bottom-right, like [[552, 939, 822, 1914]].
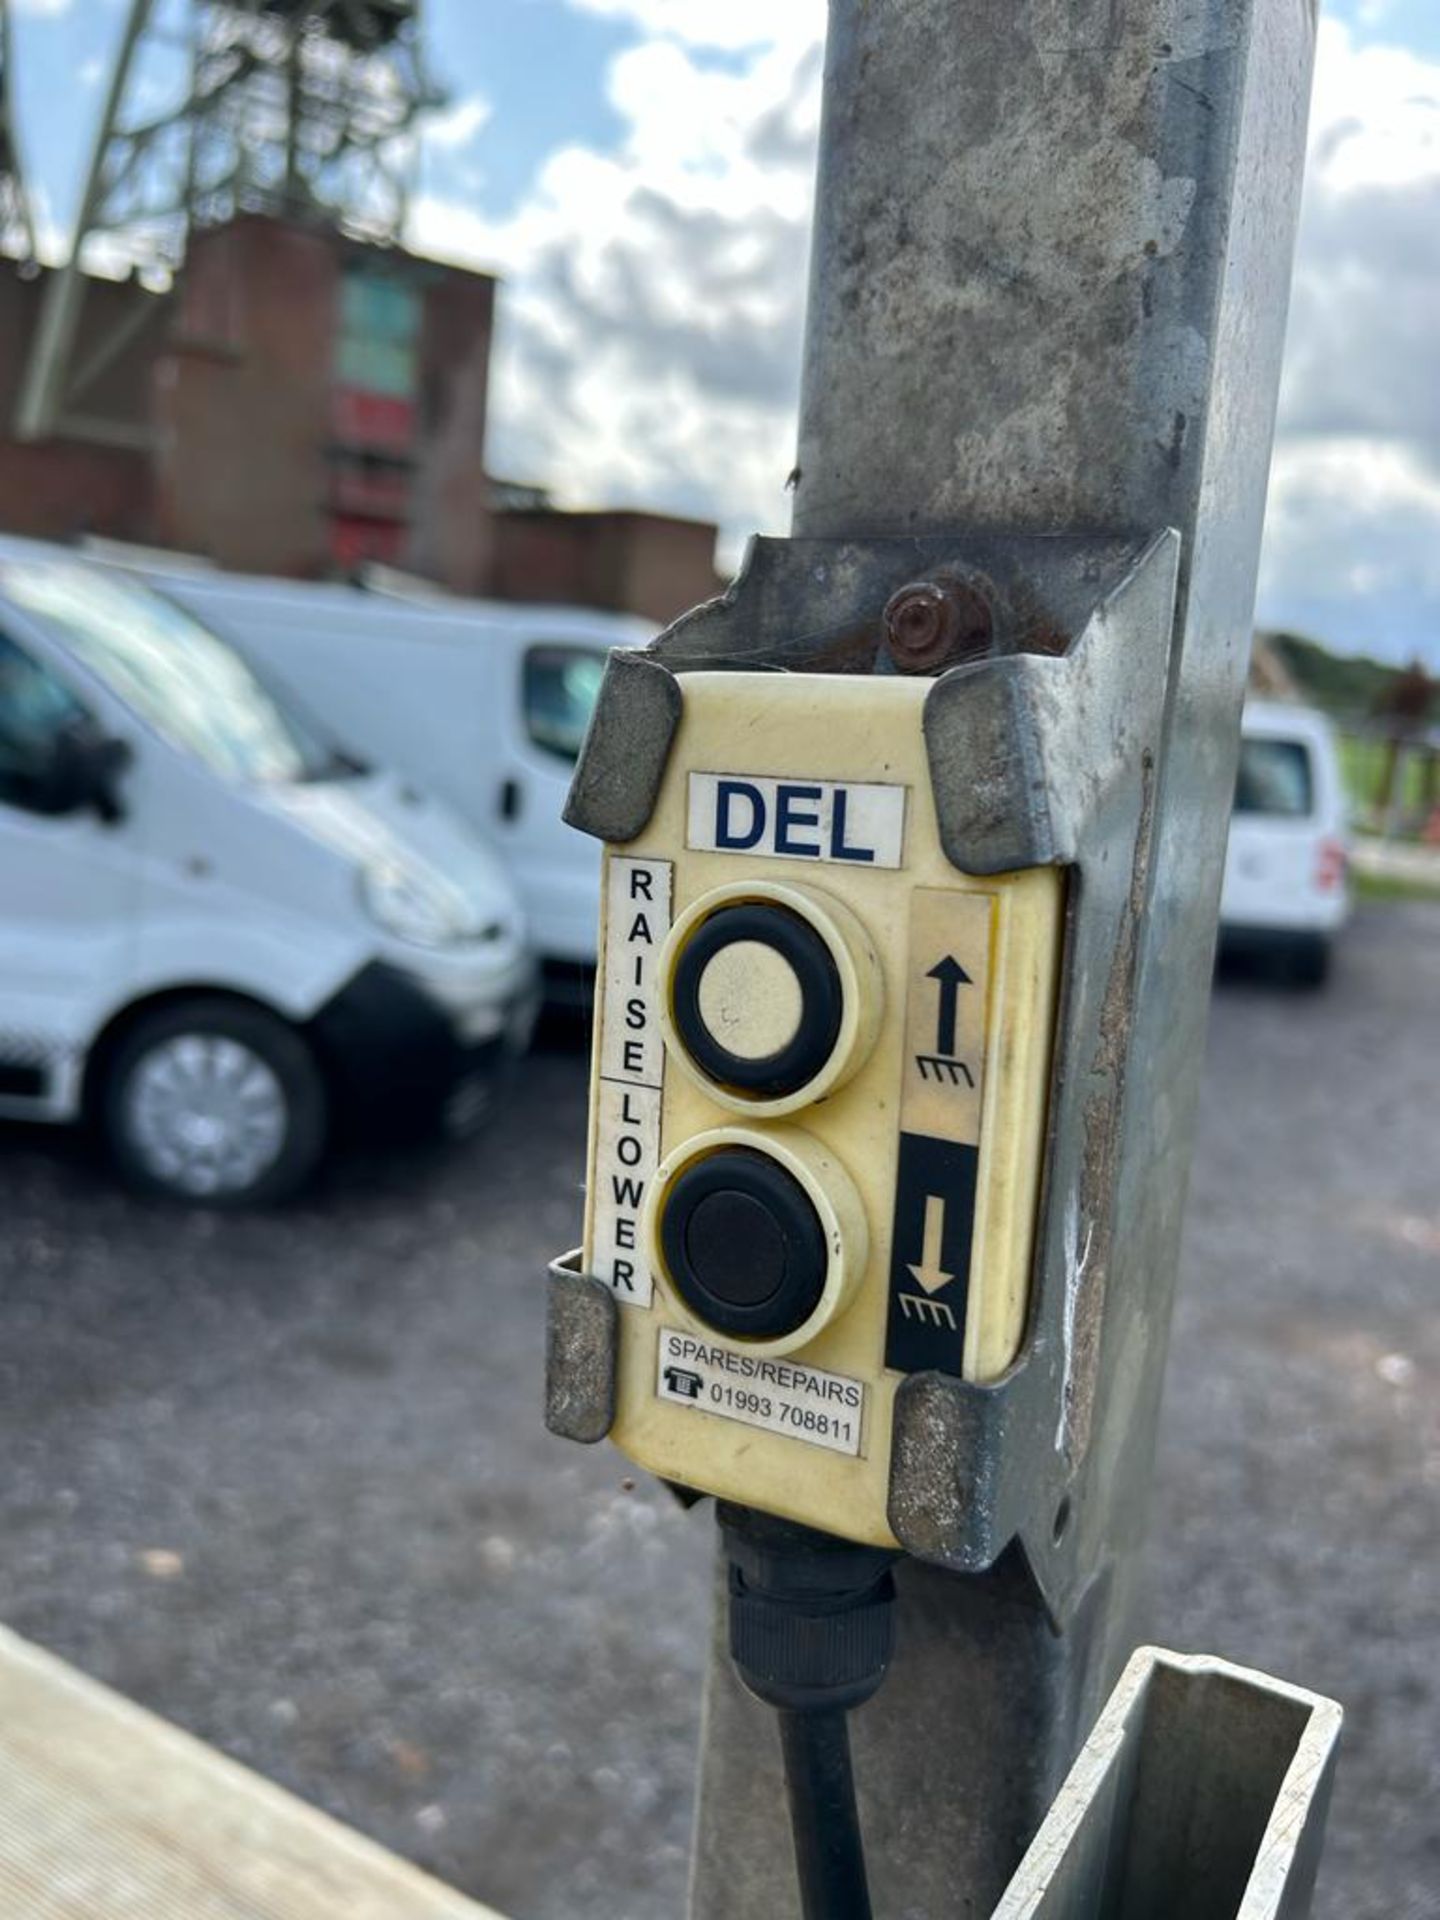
[[0, 899, 1435, 1919]]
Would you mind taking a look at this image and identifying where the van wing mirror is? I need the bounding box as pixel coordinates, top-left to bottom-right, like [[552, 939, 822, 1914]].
[[45, 724, 133, 824]]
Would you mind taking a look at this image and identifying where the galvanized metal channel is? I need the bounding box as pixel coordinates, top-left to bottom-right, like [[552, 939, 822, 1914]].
[[684, 3, 1320, 1913], [991, 1648, 1343, 1920]]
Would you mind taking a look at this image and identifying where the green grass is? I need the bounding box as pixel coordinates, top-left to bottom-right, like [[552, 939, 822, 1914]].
[[1338, 735, 1434, 816], [1352, 867, 1440, 904]]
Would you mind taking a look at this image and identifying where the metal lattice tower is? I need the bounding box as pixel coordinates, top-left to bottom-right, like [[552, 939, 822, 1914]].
[[0, 0, 37, 265], [16, 0, 437, 440]]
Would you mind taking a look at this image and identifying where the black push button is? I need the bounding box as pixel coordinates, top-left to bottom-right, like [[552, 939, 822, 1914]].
[[660, 1147, 828, 1340], [671, 902, 843, 1099]]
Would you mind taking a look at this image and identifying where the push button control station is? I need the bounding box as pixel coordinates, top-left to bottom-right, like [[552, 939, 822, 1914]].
[[578, 669, 1062, 1549]]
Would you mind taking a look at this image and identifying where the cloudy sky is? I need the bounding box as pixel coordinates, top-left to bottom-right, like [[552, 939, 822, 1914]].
[[9, 0, 1440, 663]]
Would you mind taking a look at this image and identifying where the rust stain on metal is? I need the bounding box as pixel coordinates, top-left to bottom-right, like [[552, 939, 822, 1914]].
[[807, 615, 889, 674], [883, 571, 995, 673]]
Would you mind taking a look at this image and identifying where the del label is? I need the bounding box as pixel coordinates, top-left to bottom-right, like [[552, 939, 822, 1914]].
[[687, 773, 907, 870]]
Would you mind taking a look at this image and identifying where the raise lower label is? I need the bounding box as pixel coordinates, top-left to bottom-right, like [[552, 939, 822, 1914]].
[[590, 855, 673, 1307], [656, 1327, 865, 1457]]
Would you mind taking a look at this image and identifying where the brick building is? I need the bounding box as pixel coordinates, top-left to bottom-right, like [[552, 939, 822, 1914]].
[[0, 267, 163, 547], [0, 213, 723, 623], [490, 503, 723, 625]]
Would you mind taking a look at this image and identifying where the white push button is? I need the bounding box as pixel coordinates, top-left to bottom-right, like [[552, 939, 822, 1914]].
[[696, 940, 804, 1062], [658, 880, 885, 1119]]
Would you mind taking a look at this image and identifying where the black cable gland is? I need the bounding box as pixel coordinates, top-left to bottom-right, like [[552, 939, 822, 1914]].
[[720, 1505, 899, 1715]]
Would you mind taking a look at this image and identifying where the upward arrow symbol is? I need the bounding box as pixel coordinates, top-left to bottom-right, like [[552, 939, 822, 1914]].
[[926, 955, 972, 1058]]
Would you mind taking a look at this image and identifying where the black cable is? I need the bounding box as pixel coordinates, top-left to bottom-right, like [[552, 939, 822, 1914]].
[[719, 1504, 898, 1920], [778, 1706, 872, 1920]]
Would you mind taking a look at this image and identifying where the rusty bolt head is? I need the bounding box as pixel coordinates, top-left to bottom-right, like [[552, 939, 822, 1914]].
[[883, 574, 994, 674]]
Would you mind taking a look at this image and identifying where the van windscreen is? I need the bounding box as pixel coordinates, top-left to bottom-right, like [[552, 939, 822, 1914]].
[[1234, 737, 1314, 818], [0, 560, 336, 785]]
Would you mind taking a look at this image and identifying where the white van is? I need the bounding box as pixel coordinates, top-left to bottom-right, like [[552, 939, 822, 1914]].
[[127, 571, 1358, 1002], [1220, 700, 1351, 986], [129, 567, 652, 1002], [0, 541, 537, 1204]]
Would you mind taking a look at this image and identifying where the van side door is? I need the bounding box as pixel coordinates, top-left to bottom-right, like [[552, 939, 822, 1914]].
[[0, 627, 140, 1120], [493, 641, 609, 973]]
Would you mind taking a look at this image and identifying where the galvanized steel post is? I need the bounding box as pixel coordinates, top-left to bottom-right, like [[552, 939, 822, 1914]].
[[688, 4, 1318, 1913]]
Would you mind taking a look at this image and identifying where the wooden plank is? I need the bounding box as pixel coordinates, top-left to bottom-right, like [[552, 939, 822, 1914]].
[[0, 1625, 504, 1919]]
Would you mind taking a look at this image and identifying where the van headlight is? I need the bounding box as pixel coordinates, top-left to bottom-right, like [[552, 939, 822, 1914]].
[[361, 864, 469, 948]]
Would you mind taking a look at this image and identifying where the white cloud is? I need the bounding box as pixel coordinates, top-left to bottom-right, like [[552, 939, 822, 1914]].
[[10, 0, 72, 15], [1259, 438, 1440, 659], [1304, 22, 1440, 192], [409, 17, 825, 543], [565, 0, 823, 55], [423, 92, 492, 152], [1264, 439, 1440, 588], [412, 10, 1440, 657], [25, 182, 68, 269], [1262, 19, 1440, 657]]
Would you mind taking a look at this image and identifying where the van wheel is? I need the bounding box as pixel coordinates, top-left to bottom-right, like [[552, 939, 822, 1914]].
[[1285, 935, 1332, 991], [102, 999, 327, 1206]]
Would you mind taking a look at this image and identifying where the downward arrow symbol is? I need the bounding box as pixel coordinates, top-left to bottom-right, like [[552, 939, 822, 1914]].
[[907, 1194, 953, 1295]]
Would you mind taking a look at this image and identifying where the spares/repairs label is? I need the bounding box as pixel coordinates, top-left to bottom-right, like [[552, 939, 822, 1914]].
[[655, 1327, 865, 1457]]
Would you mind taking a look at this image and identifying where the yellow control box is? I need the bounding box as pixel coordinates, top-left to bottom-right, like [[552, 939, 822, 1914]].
[[581, 671, 1062, 1547]]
